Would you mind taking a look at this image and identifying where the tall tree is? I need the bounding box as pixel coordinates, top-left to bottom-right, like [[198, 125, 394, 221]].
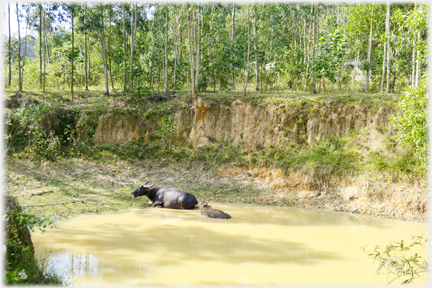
[[195, 4, 201, 91], [243, 4, 250, 96], [8, 3, 11, 88], [385, 2, 391, 93], [164, 3, 169, 94], [311, 2, 318, 93], [100, 3, 109, 96], [122, 3, 127, 89], [16, 3, 22, 91], [71, 6, 75, 99], [254, 10, 259, 91], [129, 3, 137, 90], [173, 7, 179, 93], [188, 5, 197, 97], [380, 2, 389, 93], [84, 3, 89, 91], [231, 2, 236, 90], [43, 8, 46, 93], [39, 4, 42, 88], [365, 4, 374, 93]]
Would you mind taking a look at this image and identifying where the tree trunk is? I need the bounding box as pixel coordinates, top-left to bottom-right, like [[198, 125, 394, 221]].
[[254, 15, 259, 91], [188, 6, 196, 97], [43, 9, 47, 93], [385, 3, 391, 93], [231, 2, 236, 90], [39, 4, 42, 88], [8, 3, 11, 88], [195, 5, 201, 92], [23, 16, 28, 84], [88, 39, 91, 86], [411, 3, 417, 87], [411, 38, 416, 86], [415, 30, 421, 87], [16, 3, 22, 92], [303, 19, 307, 91], [243, 4, 250, 97], [85, 3, 89, 90], [365, 4, 374, 93], [122, 3, 127, 89], [380, 43, 387, 92], [391, 71, 396, 93], [173, 11, 179, 93], [353, 50, 359, 90], [100, 4, 109, 96], [129, 3, 137, 90], [71, 9, 74, 100], [108, 9, 114, 90], [311, 2, 318, 93], [164, 4, 169, 94], [380, 2, 389, 93]]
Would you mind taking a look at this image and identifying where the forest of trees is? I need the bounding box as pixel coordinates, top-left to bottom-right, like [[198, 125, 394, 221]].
[[3, 2, 429, 98]]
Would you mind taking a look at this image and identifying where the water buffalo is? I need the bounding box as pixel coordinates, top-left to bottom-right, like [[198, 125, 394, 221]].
[[131, 181, 198, 209], [195, 201, 232, 219]]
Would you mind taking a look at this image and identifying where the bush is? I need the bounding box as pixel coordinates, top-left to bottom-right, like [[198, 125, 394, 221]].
[[392, 75, 428, 163], [4, 196, 63, 285]]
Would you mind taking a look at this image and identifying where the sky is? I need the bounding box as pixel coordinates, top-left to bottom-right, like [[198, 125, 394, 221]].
[[2, 2, 30, 40]]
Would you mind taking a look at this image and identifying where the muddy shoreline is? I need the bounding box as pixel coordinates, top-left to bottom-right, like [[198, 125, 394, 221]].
[[6, 158, 427, 223]]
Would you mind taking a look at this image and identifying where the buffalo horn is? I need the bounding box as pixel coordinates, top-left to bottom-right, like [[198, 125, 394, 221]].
[[142, 180, 155, 188]]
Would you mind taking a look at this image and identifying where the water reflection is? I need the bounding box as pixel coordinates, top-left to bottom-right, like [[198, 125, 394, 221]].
[[33, 203, 428, 286]]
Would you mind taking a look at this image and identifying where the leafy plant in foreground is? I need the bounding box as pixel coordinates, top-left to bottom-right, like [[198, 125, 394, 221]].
[[363, 235, 429, 285]]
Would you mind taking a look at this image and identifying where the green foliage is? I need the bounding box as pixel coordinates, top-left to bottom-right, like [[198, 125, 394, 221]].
[[363, 235, 428, 285], [4, 204, 62, 285], [157, 116, 177, 150], [392, 75, 428, 163], [6, 104, 64, 160], [314, 29, 348, 84]]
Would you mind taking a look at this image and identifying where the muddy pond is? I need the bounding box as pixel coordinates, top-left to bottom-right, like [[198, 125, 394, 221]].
[[32, 202, 428, 286]]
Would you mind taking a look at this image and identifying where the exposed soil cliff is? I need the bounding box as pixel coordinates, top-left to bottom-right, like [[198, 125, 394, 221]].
[[90, 96, 427, 222], [188, 97, 394, 150]]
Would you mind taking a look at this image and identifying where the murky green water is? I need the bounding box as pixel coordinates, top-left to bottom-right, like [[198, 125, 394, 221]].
[[32, 203, 428, 286]]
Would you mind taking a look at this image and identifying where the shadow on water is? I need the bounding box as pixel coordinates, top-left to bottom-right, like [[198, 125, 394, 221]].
[[39, 221, 340, 267]]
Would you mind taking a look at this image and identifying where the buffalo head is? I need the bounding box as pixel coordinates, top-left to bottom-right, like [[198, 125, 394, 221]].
[[131, 181, 155, 198], [195, 201, 211, 209]]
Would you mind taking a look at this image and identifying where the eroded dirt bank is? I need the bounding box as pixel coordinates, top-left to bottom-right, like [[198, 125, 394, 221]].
[[87, 96, 428, 222]]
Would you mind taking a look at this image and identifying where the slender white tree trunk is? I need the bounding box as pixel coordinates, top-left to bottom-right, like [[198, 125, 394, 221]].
[[8, 3, 11, 88], [243, 4, 250, 97], [71, 8, 74, 99], [129, 3, 137, 90], [122, 4, 127, 89], [188, 6, 196, 97], [385, 2, 391, 93], [164, 3, 169, 94], [16, 3, 22, 91], [231, 2, 236, 90], [311, 2, 317, 93], [195, 5, 201, 92], [85, 3, 89, 90], [173, 10, 179, 93], [100, 4, 109, 96], [365, 4, 374, 93], [415, 30, 421, 86], [39, 4, 42, 88], [255, 15, 259, 91]]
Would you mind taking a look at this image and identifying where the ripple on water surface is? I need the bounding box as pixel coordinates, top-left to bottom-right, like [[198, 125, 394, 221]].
[[32, 203, 428, 286]]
